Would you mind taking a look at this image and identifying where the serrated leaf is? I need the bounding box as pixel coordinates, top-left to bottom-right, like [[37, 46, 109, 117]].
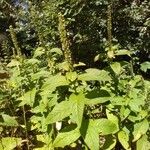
[[111, 62, 121, 75], [18, 88, 36, 107], [0, 114, 18, 126], [53, 129, 80, 148], [118, 130, 130, 150], [46, 100, 73, 124], [140, 61, 150, 72], [41, 75, 69, 93], [69, 93, 85, 127], [78, 69, 111, 82], [133, 119, 149, 142], [136, 135, 150, 150], [0, 137, 21, 150]]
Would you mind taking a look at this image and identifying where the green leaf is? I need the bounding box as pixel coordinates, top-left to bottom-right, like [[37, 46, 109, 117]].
[[18, 88, 36, 107], [41, 75, 69, 93], [106, 109, 119, 129], [31, 70, 50, 80], [0, 114, 18, 126], [115, 50, 131, 57], [34, 47, 45, 58], [136, 135, 150, 150], [81, 120, 99, 150], [118, 130, 130, 150], [78, 69, 111, 82], [92, 119, 119, 135], [7, 59, 21, 67], [102, 135, 116, 150], [69, 93, 85, 127], [46, 100, 73, 124], [34, 134, 53, 150], [0, 137, 22, 150], [73, 62, 86, 67], [85, 89, 110, 105], [66, 71, 78, 82], [140, 61, 150, 72], [26, 58, 40, 65], [110, 62, 121, 75], [133, 119, 149, 142], [84, 125, 99, 150], [50, 48, 63, 55], [53, 129, 80, 148]]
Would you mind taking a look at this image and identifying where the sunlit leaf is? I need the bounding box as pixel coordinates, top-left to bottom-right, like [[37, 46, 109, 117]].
[[133, 119, 149, 142], [50, 48, 63, 55], [18, 88, 36, 107], [136, 135, 150, 150], [102, 135, 116, 150], [69, 93, 85, 127], [118, 130, 130, 150], [79, 69, 111, 82], [46, 100, 73, 124], [53, 129, 80, 148], [0, 137, 21, 150], [111, 62, 121, 75], [140, 61, 150, 72], [34, 47, 45, 58], [0, 114, 18, 126]]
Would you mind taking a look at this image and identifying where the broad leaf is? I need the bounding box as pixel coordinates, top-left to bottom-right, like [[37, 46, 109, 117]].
[[81, 120, 99, 150], [133, 119, 149, 142], [115, 50, 131, 57], [31, 70, 50, 80], [50, 48, 63, 55], [102, 135, 116, 150], [41, 75, 69, 93], [0, 137, 21, 150], [18, 88, 36, 107], [0, 114, 18, 126], [34, 47, 45, 58], [69, 93, 85, 127], [78, 69, 111, 82], [106, 109, 119, 129], [86, 89, 110, 105], [34, 134, 53, 150], [118, 130, 130, 150], [92, 119, 119, 135], [66, 71, 78, 82], [46, 100, 73, 124], [53, 129, 80, 148], [140, 61, 150, 72], [7, 59, 21, 67], [111, 62, 121, 75], [136, 135, 150, 150]]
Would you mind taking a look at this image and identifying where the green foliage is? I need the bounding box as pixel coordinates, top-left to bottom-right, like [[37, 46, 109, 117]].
[[0, 0, 150, 149]]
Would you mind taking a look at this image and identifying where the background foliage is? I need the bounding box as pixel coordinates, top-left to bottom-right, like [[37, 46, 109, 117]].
[[0, 0, 150, 149]]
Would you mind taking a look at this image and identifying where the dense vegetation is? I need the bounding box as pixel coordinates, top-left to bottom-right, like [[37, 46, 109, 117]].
[[0, 0, 150, 149]]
